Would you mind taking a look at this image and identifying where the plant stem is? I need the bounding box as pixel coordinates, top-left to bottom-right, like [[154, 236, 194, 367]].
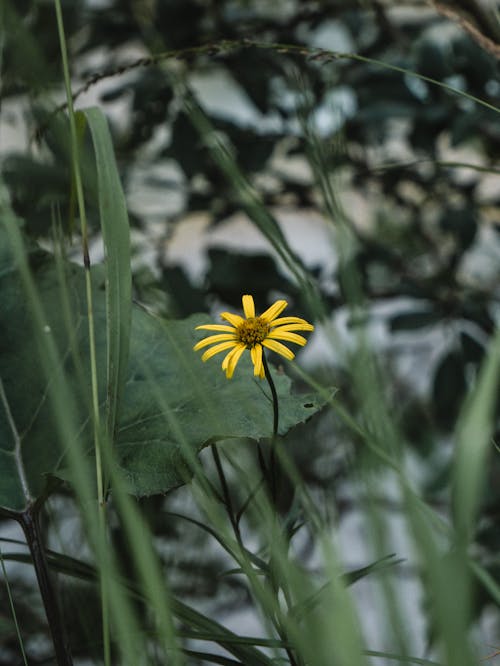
[[262, 353, 279, 437], [236, 477, 264, 527], [262, 353, 279, 503], [18, 505, 73, 666], [261, 356, 303, 666], [212, 444, 242, 545]]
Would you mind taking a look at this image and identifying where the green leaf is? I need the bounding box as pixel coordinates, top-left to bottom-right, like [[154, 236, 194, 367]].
[[0, 228, 327, 511], [79, 107, 132, 443], [115, 311, 325, 496]]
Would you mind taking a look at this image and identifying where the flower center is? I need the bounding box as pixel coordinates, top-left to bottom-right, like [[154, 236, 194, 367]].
[[236, 317, 270, 348]]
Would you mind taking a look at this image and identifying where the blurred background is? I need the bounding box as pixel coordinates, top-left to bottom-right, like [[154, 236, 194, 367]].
[[1, 0, 500, 664]]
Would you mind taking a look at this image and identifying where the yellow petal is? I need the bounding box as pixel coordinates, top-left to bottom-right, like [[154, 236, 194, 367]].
[[193, 334, 237, 351], [195, 324, 236, 332], [221, 311, 244, 327], [268, 330, 307, 346], [222, 343, 242, 369], [270, 317, 314, 330], [223, 344, 246, 379], [201, 341, 237, 362], [242, 294, 255, 319], [250, 344, 263, 377], [260, 299, 288, 323], [262, 338, 295, 360]]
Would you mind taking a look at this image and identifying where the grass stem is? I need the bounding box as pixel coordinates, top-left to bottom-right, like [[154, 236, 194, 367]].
[[18, 505, 73, 666]]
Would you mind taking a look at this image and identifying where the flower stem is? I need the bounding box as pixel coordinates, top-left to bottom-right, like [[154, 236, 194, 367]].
[[262, 353, 279, 437], [18, 505, 73, 666], [262, 353, 279, 503]]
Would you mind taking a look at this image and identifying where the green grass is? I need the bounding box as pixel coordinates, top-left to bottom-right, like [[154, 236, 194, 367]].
[[1, 2, 499, 665]]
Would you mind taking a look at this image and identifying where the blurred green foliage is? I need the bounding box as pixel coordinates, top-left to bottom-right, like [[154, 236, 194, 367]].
[[1, 0, 500, 663]]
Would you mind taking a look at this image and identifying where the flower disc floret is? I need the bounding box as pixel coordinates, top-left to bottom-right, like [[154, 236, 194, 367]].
[[193, 294, 314, 379], [236, 318, 270, 348]]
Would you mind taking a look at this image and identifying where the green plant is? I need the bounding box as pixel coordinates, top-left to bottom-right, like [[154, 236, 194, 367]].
[[1, 1, 500, 665]]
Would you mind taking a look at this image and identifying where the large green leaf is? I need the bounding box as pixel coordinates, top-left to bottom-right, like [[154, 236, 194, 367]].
[[118, 313, 324, 496], [0, 230, 327, 511]]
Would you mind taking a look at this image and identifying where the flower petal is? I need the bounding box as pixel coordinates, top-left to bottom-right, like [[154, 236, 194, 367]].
[[270, 317, 314, 330], [268, 330, 307, 346], [242, 294, 255, 319], [262, 338, 295, 360], [271, 323, 314, 334], [260, 299, 288, 323], [222, 344, 246, 379], [193, 334, 237, 351], [222, 343, 245, 369], [250, 344, 263, 377], [195, 324, 236, 332], [221, 311, 244, 327], [201, 341, 237, 362]]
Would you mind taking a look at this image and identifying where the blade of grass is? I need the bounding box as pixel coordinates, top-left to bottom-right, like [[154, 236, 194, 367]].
[[105, 467, 184, 666], [52, 4, 110, 663], [181, 651, 243, 666], [453, 327, 500, 543], [78, 107, 132, 452], [1, 544, 275, 665], [0, 546, 29, 666], [404, 487, 475, 666], [363, 651, 444, 665]]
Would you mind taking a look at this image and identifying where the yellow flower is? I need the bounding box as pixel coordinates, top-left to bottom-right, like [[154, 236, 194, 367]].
[[194, 294, 314, 379]]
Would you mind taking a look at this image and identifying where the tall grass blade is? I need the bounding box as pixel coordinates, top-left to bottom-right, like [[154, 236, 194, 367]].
[[453, 328, 500, 543], [0, 547, 29, 665], [78, 107, 132, 447]]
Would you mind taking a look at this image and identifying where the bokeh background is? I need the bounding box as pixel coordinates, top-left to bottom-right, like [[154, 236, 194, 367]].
[[1, 1, 500, 664]]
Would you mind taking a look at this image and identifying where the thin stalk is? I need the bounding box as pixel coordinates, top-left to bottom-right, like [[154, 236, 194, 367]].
[[256, 443, 270, 488], [261, 355, 302, 666], [0, 546, 29, 666], [236, 477, 265, 527], [262, 353, 279, 503], [18, 506, 73, 666], [53, 2, 110, 664], [262, 354, 279, 437], [211, 444, 243, 545]]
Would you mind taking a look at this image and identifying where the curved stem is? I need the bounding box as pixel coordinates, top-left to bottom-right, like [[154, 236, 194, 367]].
[[18, 505, 73, 666]]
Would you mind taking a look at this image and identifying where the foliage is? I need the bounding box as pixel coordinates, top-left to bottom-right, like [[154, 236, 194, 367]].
[[0, 226, 326, 511], [1, 0, 500, 665]]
